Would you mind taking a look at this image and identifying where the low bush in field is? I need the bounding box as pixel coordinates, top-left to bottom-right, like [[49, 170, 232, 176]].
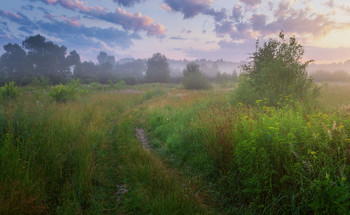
[[0, 81, 19, 100], [49, 83, 76, 102], [147, 100, 350, 214], [48, 80, 85, 102], [114, 80, 126, 89], [183, 73, 211, 90]]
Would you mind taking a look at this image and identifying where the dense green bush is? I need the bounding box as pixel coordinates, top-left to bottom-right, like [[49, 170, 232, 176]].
[[48, 80, 82, 102], [0, 81, 19, 100], [49, 84, 76, 102], [183, 63, 211, 90], [234, 32, 319, 106]]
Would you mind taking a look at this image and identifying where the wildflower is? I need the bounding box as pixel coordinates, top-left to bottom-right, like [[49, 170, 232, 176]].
[[326, 173, 330, 180]]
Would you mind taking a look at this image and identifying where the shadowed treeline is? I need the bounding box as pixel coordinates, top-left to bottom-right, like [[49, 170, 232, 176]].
[[0, 34, 239, 88]]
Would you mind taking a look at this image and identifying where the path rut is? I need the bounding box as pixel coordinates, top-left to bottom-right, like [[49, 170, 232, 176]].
[[135, 128, 152, 152]]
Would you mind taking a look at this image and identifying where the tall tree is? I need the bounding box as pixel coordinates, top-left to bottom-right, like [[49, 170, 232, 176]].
[[0, 43, 33, 84], [145, 53, 170, 83], [22, 34, 72, 84], [66, 50, 81, 66], [73, 61, 98, 83], [182, 62, 210, 89], [106, 55, 115, 65], [97, 52, 108, 65]]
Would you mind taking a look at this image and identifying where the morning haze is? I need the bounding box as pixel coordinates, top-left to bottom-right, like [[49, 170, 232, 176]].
[[1, 0, 350, 214]]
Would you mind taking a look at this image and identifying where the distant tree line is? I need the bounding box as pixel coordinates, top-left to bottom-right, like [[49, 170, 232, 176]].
[[0, 34, 238, 87], [311, 70, 350, 82], [0, 35, 147, 85], [0, 35, 80, 85]]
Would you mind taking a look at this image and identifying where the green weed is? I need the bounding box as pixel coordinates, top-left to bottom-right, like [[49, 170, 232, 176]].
[[0, 81, 19, 100]]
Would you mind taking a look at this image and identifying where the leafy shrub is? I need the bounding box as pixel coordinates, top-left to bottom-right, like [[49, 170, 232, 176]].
[[114, 80, 126, 89], [234, 32, 319, 106], [49, 81, 78, 102], [0, 81, 19, 100], [88, 82, 103, 90], [183, 63, 211, 90], [232, 75, 259, 105]]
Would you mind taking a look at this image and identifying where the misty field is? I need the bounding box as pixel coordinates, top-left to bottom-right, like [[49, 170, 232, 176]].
[[0, 81, 350, 214]]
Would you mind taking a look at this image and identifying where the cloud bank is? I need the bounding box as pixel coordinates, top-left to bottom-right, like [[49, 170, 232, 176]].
[[38, 0, 165, 36]]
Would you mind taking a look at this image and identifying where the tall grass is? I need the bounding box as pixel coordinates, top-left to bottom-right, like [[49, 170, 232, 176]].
[[145, 86, 350, 214], [3, 83, 350, 214], [0, 83, 206, 214], [112, 112, 206, 214], [318, 83, 350, 112], [0, 87, 145, 214]]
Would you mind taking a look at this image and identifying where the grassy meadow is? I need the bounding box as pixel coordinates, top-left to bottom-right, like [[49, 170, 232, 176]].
[[1, 82, 350, 214]]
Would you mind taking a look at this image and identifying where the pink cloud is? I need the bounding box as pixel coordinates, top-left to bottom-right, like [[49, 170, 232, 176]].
[[40, 0, 164, 35], [161, 3, 172, 12], [60, 15, 81, 27]]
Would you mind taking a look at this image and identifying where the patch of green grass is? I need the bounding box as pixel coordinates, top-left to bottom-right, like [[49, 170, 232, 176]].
[[145, 87, 350, 214], [1, 83, 206, 214], [113, 110, 209, 215], [3, 82, 350, 214], [0, 86, 146, 214]]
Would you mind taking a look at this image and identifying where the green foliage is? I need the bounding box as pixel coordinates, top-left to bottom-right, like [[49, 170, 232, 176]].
[[113, 111, 205, 215], [0, 81, 19, 99], [49, 83, 76, 102], [147, 94, 350, 213], [0, 88, 153, 214], [182, 63, 211, 90], [30, 76, 51, 88], [48, 80, 82, 102], [88, 81, 102, 90], [234, 32, 319, 106], [216, 71, 238, 84], [143, 87, 166, 100], [114, 80, 126, 89], [232, 75, 259, 105]]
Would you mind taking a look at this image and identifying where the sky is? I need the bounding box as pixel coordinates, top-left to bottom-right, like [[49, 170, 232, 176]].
[[1, 0, 350, 63]]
